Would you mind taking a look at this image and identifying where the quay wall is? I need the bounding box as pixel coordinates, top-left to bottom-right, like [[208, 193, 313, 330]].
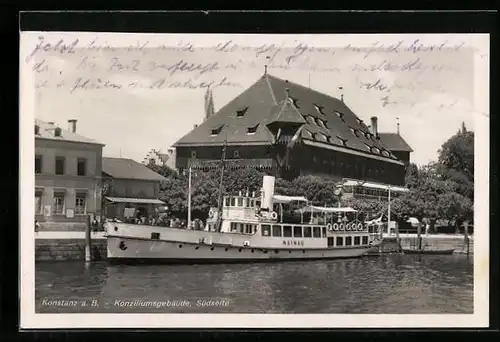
[[381, 234, 474, 254], [35, 232, 107, 261]]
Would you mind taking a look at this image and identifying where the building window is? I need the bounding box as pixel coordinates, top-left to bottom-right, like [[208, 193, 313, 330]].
[[322, 227, 327, 237], [35, 125, 40, 135], [362, 236, 369, 245], [54, 127, 62, 137], [337, 136, 348, 147], [293, 226, 302, 237], [272, 225, 282, 237], [354, 236, 361, 245], [237, 197, 243, 207], [191, 150, 197, 159], [75, 194, 86, 215], [210, 125, 224, 136], [77, 158, 86, 176], [52, 192, 65, 215], [289, 96, 299, 108], [233, 149, 240, 158], [35, 192, 42, 214], [246, 124, 259, 135], [313, 104, 325, 115], [35, 155, 42, 174], [336, 236, 343, 246], [55, 157, 65, 175], [335, 111, 345, 122], [236, 107, 249, 117]]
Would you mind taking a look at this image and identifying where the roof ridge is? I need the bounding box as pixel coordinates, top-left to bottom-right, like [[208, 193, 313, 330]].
[[266, 73, 344, 104]]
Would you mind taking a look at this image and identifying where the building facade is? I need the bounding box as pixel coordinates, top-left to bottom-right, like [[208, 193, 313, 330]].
[[102, 157, 168, 221], [35, 119, 104, 231], [174, 73, 412, 187]]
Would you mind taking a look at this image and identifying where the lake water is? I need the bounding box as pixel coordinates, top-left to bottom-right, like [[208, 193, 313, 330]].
[[35, 254, 473, 314]]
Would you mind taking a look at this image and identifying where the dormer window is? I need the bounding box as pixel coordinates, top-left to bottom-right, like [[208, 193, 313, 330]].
[[363, 142, 371, 150], [247, 124, 259, 135], [349, 127, 360, 137], [337, 135, 348, 147], [381, 150, 390, 157], [35, 125, 40, 135], [289, 96, 299, 108], [210, 125, 224, 136], [304, 129, 313, 139], [236, 107, 249, 117], [54, 128, 62, 137], [356, 118, 363, 125], [316, 117, 327, 129], [335, 111, 345, 122], [306, 115, 315, 125], [318, 132, 328, 142], [371, 147, 380, 154], [313, 104, 325, 115]]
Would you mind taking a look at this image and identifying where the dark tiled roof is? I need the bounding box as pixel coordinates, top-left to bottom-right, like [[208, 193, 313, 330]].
[[174, 74, 399, 162], [102, 157, 168, 182], [378, 133, 414, 152]]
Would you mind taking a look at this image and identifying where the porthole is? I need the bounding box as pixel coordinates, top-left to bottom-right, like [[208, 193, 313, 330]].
[[239, 248, 242, 252], [225, 247, 228, 252], [251, 249, 255, 253], [114, 226, 118, 231], [302, 250, 306, 254], [195, 246, 199, 250], [274, 250, 279, 254], [210, 247, 215, 251], [178, 244, 183, 248]]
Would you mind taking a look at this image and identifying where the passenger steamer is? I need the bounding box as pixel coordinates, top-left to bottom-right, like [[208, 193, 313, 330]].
[[104, 175, 382, 263]]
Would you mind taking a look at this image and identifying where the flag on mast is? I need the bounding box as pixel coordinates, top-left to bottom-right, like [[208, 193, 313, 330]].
[[205, 86, 215, 120]]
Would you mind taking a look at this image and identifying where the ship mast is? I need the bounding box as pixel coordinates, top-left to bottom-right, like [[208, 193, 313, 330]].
[[216, 126, 227, 232]]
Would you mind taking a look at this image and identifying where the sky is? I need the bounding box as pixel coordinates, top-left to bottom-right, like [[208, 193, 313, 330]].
[[23, 33, 488, 166]]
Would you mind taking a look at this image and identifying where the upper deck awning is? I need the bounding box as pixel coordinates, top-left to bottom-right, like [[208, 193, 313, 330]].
[[297, 205, 357, 213], [105, 197, 166, 205], [342, 179, 410, 193], [272, 194, 309, 204]]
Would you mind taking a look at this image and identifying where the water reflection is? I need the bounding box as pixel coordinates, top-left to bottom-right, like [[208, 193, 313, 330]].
[[36, 255, 473, 314]]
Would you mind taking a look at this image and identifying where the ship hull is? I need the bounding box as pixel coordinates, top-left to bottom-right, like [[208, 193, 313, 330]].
[[107, 236, 371, 264]]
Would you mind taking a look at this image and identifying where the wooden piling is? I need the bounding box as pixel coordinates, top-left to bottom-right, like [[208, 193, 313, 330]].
[[85, 214, 92, 262], [464, 220, 470, 256], [416, 221, 422, 253], [394, 220, 403, 254]]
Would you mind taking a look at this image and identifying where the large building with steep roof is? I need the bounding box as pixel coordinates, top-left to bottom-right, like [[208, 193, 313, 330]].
[[35, 119, 105, 231], [173, 73, 412, 186]]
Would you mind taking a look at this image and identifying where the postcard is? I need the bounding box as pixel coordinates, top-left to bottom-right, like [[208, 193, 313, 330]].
[[20, 31, 489, 329]]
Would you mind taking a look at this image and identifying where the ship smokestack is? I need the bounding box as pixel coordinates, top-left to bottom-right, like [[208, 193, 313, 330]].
[[68, 119, 77, 133], [260, 175, 276, 211]]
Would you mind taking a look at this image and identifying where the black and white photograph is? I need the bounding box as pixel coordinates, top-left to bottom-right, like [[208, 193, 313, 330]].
[[20, 30, 489, 328]]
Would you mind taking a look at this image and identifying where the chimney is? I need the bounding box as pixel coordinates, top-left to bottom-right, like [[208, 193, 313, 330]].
[[370, 116, 378, 137], [397, 117, 400, 135], [47, 122, 54, 126], [68, 119, 77, 133], [285, 88, 289, 100]]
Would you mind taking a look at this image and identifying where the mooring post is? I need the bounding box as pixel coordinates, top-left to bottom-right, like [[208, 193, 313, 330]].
[[464, 220, 469, 256], [416, 221, 422, 253], [395, 220, 403, 254], [85, 214, 92, 262]]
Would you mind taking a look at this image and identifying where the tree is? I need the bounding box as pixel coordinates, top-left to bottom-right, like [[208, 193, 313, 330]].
[[438, 122, 474, 183]]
